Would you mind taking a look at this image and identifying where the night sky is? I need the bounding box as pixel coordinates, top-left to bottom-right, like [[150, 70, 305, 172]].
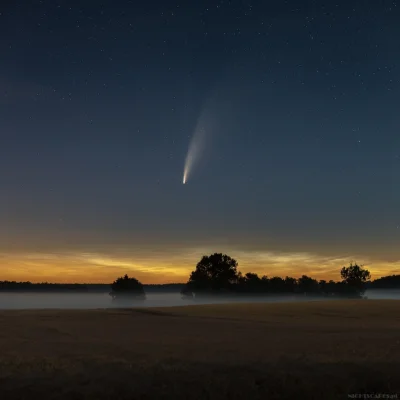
[[1, 0, 399, 283]]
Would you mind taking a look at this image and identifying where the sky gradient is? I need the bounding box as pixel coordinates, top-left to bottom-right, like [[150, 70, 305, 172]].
[[1, 0, 399, 283]]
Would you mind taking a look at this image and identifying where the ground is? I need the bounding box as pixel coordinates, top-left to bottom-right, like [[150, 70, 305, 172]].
[[1, 300, 400, 399]]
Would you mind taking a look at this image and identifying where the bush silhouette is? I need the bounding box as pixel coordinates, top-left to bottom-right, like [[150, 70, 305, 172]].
[[109, 274, 146, 302]]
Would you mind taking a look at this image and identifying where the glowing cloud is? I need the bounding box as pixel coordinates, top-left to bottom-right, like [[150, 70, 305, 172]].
[[1, 248, 399, 283]]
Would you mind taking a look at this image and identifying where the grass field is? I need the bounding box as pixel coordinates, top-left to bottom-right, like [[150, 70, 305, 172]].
[[1, 300, 400, 399]]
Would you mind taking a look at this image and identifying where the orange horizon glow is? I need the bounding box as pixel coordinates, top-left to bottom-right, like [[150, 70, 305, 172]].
[[1, 248, 399, 284]]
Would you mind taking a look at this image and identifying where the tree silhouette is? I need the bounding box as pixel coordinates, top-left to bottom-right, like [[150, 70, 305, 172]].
[[237, 272, 265, 293], [284, 276, 297, 293], [340, 263, 371, 296], [109, 274, 146, 302], [186, 253, 240, 295], [244, 272, 260, 284], [268, 276, 286, 293], [319, 280, 327, 292], [297, 275, 319, 294]]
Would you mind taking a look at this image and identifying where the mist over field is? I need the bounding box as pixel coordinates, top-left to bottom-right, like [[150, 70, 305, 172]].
[[0, 289, 399, 310]]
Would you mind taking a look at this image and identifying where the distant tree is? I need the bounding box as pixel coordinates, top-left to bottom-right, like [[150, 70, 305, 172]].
[[186, 253, 240, 295], [244, 272, 261, 283], [236, 272, 264, 294], [244, 272, 261, 291], [371, 275, 400, 289], [326, 280, 337, 294], [268, 276, 286, 292], [109, 274, 145, 302], [235, 274, 298, 295], [319, 280, 339, 296], [297, 275, 319, 294], [340, 263, 371, 296], [284, 276, 297, 293]]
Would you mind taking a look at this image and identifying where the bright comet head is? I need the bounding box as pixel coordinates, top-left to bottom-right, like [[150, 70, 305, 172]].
[[182, 168, 187, 184]]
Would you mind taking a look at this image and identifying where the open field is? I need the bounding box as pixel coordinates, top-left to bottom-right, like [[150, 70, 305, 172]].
[[1, 300, 400, 399]]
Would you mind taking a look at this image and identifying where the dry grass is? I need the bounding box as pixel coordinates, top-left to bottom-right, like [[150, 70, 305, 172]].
[[1, 300, 400, 399]]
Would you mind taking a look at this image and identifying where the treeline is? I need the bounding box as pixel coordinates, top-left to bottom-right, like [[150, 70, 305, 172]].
[[0, 281, 90, 292], [2, 277, 399, 294], [0, 281, 186, 293], [183, 273, 367, 297], [370, 275, 400, 289], [181, 253, 373, 299]]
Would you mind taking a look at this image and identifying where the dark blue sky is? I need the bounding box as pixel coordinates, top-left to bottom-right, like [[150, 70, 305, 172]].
[[0, 0, 399, 282]]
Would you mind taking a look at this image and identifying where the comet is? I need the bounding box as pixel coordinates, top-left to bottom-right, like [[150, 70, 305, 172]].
[[182, 124, 206, 185], [182, 90, 222, 184]]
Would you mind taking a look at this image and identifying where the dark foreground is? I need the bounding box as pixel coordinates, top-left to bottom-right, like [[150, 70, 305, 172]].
[[1, 300, 400, 399]]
